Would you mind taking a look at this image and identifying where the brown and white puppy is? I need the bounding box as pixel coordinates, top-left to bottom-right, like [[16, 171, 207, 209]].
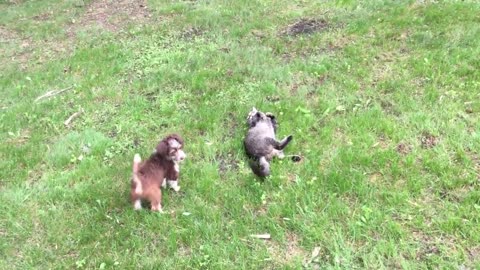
[[130, 134, 186, 212]]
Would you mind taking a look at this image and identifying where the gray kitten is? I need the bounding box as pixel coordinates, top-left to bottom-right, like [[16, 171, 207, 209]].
[[244, 107, 293, 177]]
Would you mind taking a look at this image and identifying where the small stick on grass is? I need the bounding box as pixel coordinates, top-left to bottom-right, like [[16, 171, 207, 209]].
[[250, 234, 271, 240], [64, 109, 84, 127], [35, 86, 73, 103]]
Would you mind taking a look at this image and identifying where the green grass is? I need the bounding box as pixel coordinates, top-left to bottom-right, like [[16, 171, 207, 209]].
[[1, 0, 479, 269]]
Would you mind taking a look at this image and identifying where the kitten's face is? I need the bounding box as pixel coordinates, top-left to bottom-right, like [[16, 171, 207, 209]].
[[247, 107, 276, 129], [247, 107, 266, 127]]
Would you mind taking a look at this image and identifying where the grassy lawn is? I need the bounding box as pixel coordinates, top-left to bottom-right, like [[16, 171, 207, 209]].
[[1, 0, 479, 268]]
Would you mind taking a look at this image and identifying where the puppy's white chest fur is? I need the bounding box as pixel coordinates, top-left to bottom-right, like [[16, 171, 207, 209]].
[[174, 162, 180, 172]]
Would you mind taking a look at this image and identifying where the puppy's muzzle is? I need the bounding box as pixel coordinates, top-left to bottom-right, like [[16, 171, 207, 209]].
[[178, 150, 186, 162]]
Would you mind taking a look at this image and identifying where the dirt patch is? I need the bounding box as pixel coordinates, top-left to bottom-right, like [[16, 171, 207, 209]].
[[0, 26, 21, 42], [0, 26, 33, 69], [281, 18, 328, 36], [5, 129, 31, 146], [177, 245, 192, 257], [412, 230, 440, 260], [218, 154, 238, 174], [218, 151, 239, 176], [288, 72, 327, 98], [412, 230, 462, 263], [420, 132, 438, 149], [3, 0, 24, 4], [267, 232, 307, 265], [180, 27, 204, 40], [33, 12, 53, 21], [67, 0, 151, 36], [439, 186, 473, 203], [218, 113, 240, 176], [380, 99, 400, 116], [465, 149, 480, 180], [396, 143, 412, 155], [467, 246, 480, 262], [368, 172, 383, 185], [221, 112, 239, 141], [265, 95, 281, 103], [374, 135, 391, 150], [0, 25, 64, 70]]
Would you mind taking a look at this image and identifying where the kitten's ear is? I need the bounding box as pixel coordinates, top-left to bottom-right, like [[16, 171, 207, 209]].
[[266, 112, 275, 119]]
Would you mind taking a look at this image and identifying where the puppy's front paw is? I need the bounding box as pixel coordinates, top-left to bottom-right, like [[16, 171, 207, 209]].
[[161, 178, 167, 188], [151, 204, 163, 212], [134, 200, 142, 210], [167, 180, 180, 192]]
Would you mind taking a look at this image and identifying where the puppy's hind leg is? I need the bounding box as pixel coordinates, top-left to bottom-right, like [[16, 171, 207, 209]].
[[130, 190, 142, 210], [149, 188, 163, 213]]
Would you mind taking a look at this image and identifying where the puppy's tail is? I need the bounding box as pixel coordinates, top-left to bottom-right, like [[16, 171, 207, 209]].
[[249, 156, 270, 178], [133, 154, 141, 174], [132, 154, 143, 195]]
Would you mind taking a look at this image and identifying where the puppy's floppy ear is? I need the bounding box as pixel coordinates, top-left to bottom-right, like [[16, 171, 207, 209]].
[[156, 140, 169, 155]]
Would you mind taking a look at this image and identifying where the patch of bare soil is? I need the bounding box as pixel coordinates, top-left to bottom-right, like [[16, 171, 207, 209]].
[[3, 0, 24, 4], [267, 232, 307, 266], [396, 143, 412, 155], [368, 172, 383, 185], [420, 132, 438, 149], [5, 129, 31, 146], [380, 99, 401, 116], [265, 95, 281, 103], [413, 230, 440, 260], [1, 26, 73, 70], [4, 0, 152, 70], [468, 246, 480, 262], [0, 26, 21, 42], [412, 230, 462, 262], [218, 151, 239, 176], [67, 0, 151, 36], [287, 72, 327, 98], [0, 26, 33, 69], [281, 18, 329, 36], [465, 149, 480, 180], [218, 114, 240, 177], [180, 27, 204, 40]]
